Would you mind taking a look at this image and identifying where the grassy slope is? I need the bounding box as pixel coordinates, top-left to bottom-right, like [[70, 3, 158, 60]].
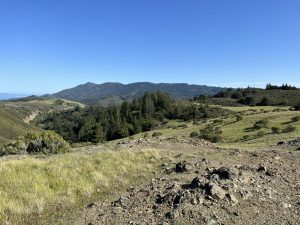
[[0, 148, 160, 224], [206, 88, 300, 106], [125, 106, 300, 148], [0, 98, 84, 145], [0, 109, 39, 144]]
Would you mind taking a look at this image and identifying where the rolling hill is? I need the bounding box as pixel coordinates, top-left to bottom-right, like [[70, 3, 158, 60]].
[[0, 97, 84, 145], [50, 82, 227, 105], [195, 86, 300, 106]]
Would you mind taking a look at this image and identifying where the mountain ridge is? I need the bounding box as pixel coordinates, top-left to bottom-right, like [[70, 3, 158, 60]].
[[51, 82, 227, 105]]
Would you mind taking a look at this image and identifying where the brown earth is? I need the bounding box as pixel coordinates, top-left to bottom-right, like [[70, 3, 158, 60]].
[[60, 138, 300, 225]]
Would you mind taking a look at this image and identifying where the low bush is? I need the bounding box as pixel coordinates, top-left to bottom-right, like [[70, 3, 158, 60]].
[[178, 124, 188, 129], [294, 104, 300, 111], [190, 131, 199, 138], [0, 131, 70, 156], [199, 134, 222, 143], [236, 114, 243, 121], [242, 135, 251, 140], [291, 116, 300, 122], [271, 126, 281, 134], [282, 125, 296, 133], [253, 119, 269, 130], [152, 132, 163, 137], [143, 133, 150, 138], [213, 119, 223, 124], [198, 124, 223, 142], [256, 130, 266, 137], [192, 120, 200, 125], [0, 140, 27, 156]]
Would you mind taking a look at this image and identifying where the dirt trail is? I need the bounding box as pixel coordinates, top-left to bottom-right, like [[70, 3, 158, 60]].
[[58, 138, 300, 225], [23, 111, 39, 124]]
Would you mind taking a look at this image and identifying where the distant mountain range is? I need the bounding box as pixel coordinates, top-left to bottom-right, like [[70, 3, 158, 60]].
[[50, 82, 227, 105]]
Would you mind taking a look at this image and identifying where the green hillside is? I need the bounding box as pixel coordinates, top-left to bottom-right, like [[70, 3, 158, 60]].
[[195, 85, 300, 106], [51, 82, 227, 105], [120, 105, 300, 148], [0, 109, 39, 144], [0, 97, 84, 145]]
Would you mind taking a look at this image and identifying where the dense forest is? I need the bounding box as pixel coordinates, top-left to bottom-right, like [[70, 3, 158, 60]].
[[194, 84, 300, 106], [36, 92, 232, 143]]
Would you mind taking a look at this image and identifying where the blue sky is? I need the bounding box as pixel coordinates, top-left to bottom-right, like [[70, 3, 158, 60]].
[[0, 0, 300, 94]]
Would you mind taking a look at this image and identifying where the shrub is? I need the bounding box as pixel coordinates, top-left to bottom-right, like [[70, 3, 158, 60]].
[[210, 134, 223, 143], [213, 119, 223, 124], [152, 132, 163, 137], [271, 126, 281, 134], [273, 108, 282, 112], [0, 131, 70, 156], [24, 131, 70, 154], [161, 120, 168, 126], [214, 127, 223, 134], [291, 116, 300, 122], [256, 131, 266, 137], [199, 133, 222, 143], [143, 133, 150, 138], [178, 124, 188, 129], [129, 136, 135, 140], [0, 140, 27, 156], [199, 124, 223, 143], [242, 135, 250, 140], [294, 104, 300, 111], [236, 114, 243, 121], [254, 119, 269, 130], [192, 120, 200, 125], [282, 125, 296, 133], [190, 131, 199, 138]]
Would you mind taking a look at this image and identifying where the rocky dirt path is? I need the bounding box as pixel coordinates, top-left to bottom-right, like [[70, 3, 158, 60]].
[[61, 139, 300, 225]]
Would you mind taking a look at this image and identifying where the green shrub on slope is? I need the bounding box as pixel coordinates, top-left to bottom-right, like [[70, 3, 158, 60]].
[[0, 131, 69, 156]]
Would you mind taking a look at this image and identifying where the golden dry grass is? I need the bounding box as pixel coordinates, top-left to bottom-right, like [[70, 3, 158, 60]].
[[0, 148, 160, 224]]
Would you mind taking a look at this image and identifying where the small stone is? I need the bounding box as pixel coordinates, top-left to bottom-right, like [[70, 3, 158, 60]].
[[86, 203, 96, 208], [228, 194, 238, 204], [210, 167, 236, 180], [191, 198, 197, 205], [190, 176, 205, 189], [282, 203, 292, 208], [206, 183, 226, 200], [173, 194, 184, 206], [175, 161, 193, 173], [257, 165, 267, 172], [165, 211, 178, 219]]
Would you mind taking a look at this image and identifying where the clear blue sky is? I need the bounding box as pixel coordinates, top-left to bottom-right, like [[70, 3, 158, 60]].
[[0, 0, 299, 94]]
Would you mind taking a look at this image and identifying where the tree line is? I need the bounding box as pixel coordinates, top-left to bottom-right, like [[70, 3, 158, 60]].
[[194, 84, 300, 106], [36, 92, 231, 143]]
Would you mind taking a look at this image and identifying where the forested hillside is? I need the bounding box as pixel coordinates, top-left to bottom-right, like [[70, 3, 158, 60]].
[[51, 82, 226, 105], [37, 92, 232, 143], [0, 97, 84, 145]]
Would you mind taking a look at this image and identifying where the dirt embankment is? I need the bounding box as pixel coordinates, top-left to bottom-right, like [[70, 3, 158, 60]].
[[23, 111, 39, 124]]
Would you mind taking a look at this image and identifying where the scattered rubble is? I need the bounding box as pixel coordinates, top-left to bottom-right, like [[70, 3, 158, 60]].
[[68, 139, 300, 225], [277, 137, 300, 149]]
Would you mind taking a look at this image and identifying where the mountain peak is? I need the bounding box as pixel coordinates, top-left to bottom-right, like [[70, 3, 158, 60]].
[[51, 82, 226, 105]]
